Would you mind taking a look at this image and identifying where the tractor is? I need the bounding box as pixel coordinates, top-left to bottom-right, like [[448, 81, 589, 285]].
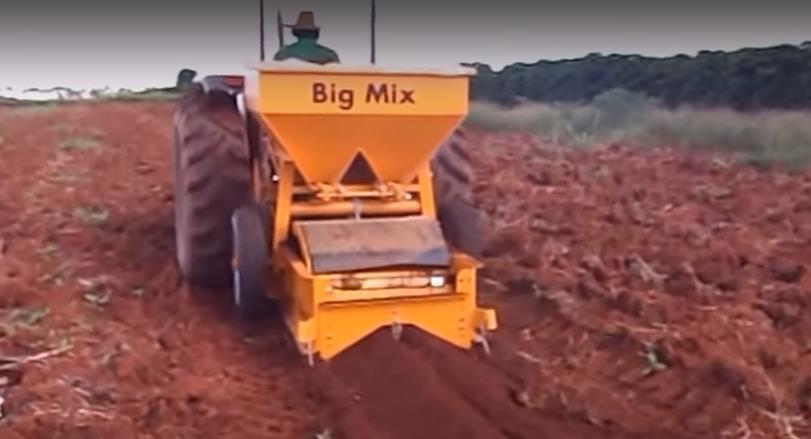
[[171, 8, 496, 364]]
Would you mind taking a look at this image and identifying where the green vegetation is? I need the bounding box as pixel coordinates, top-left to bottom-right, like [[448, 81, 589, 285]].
[[6, 103, 60, 115], [466, 89, 811, 166], [468, 43, 811, 110], [72, 205, 110, 226], [105, 87, 181, 102], [1, 306, 50, 335], [0, 87, 181, 107], [5, 57, 810, 166], [59, 135, 103, 152]]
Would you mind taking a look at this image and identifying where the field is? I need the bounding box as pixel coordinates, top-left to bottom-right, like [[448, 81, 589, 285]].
[[1, 101, 811, 438]]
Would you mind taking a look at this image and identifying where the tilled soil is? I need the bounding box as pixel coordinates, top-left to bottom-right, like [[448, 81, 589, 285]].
[[0, 101, 810, 438]]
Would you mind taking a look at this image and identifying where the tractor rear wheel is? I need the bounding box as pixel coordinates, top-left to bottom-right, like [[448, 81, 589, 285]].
[[431, 128, 484, 259], [172, 85, 252, 289]]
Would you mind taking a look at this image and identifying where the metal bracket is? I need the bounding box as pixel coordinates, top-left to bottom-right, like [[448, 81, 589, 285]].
[[473, 325, 492, 356], [300, 340, 315, 367], [352, 198, 362, 219], [386, 182, 408, 200], [391, 314, 403, 341]]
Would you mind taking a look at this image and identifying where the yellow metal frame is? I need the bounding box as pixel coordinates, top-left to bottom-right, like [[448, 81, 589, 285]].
[[245, 62, 497, 362], [277, 247, 496, 361]]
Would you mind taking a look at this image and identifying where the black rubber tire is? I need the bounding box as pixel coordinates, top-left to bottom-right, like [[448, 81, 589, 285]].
[[431, 128, 484, 259], [231, 204, 268, 321], [172, 84, 252, 289]]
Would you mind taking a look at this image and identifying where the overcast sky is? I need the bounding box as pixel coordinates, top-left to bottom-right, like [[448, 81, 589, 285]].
[[1, 0, 809, 91]]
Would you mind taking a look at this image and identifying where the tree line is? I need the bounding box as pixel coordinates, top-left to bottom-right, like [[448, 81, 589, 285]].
[[467, 42, 811, 110]]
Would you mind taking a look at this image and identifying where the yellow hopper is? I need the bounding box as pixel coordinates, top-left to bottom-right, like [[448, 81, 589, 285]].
[[236, 62, 497, 363]]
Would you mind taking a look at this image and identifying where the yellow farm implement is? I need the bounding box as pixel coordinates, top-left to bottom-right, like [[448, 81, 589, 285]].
[[172, 60, 496, 363]]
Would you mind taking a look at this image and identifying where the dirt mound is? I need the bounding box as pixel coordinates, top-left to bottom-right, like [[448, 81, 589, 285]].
[[1, 102, 811, 438], [307, 328, 614, 439]]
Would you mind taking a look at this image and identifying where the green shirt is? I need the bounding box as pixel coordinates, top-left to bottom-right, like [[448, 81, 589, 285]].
[[273, 37, 340, 65]]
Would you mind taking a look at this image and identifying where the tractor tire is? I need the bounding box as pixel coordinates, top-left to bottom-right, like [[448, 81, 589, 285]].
[[172, 84, 252, 289], [431, 128, 484, 259], [231, 203, 268, 321]]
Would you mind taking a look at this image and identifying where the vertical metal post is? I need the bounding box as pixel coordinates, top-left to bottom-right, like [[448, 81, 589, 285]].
[[370, 0, 377, 64], [277, 7, 285, 49], [259, 0, 266, 61]]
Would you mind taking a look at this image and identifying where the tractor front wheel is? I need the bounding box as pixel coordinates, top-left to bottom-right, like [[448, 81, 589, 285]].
[[231, 204, 268, 321]]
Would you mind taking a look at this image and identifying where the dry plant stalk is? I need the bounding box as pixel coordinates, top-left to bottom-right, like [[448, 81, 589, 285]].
[[0, 343, 72, 371], [753, 367, 807, 439]]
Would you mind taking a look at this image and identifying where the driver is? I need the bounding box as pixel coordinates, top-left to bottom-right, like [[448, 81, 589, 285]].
[[273, 11, 340, 65]]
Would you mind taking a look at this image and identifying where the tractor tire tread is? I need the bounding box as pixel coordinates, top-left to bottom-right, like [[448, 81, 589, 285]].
[[431, 127, 483, 259], [173, 85, 252, 289]]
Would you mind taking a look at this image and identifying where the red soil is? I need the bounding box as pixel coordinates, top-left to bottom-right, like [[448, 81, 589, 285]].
[[0, 101, 809, 438]]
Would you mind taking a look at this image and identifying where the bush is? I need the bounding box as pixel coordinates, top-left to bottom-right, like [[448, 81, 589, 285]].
[[469, 43, 811, 110], [466, 91, 811, 166], [591, 88, 657, 128]]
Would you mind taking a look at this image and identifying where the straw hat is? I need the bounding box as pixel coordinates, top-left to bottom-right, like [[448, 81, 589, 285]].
[[291, 11, 320, 32]]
